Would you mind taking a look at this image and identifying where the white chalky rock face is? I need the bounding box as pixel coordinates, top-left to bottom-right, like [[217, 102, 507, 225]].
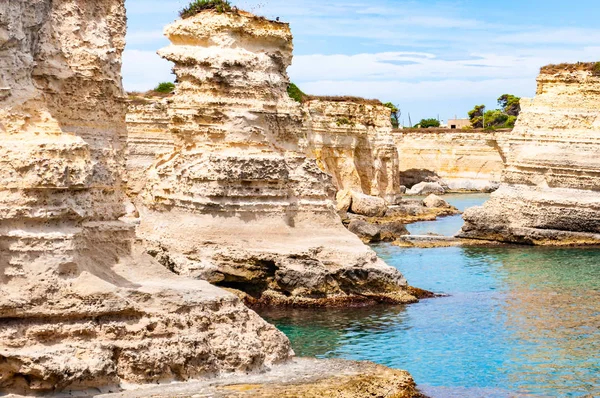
[[460, 65, 600, 244], [132, 11, 416, 306], [304, 100, 403, 204], [0, 1, 292, 394]]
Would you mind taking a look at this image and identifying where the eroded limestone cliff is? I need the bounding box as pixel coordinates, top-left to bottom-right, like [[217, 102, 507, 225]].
[[304, 99, 403, 203], [126, 98, 174, 194], [0, 2, 291, 393], [130, 11, 416, 306], [460, 64, 600, 244], [394, 130, 506, 192]]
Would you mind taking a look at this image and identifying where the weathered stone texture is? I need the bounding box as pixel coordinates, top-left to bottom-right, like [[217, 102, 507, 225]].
[[394, 130, 505, 192], [304, 100, 403, 203], [130, 11, 416, 306], [460, 66, 600, 244], [0, 2, 291, 393]]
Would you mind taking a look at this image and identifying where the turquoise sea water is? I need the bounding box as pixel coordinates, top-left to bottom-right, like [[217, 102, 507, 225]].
[[259, 195, 600, 397], [406, 193, 490, 237]]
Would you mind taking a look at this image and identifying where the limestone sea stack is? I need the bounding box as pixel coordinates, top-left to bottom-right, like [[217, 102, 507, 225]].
[[460, 63, 600, 244], [0, 1, 292, 393], [304, 99, 403, 203], [132, 10, 416, 306]]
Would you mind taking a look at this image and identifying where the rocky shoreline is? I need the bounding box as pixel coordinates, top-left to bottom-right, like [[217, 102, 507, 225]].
[[0, 3, 424, 395], [2, 0, 598, 396], [460, 64, 600, 245]]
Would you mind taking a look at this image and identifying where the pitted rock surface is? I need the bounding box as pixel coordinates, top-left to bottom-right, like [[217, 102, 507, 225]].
[[128, 11, 416, 307], [460, 65, 600, 245]]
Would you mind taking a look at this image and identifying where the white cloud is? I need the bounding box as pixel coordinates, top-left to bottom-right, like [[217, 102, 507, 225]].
[[121, 0, 600, 121]]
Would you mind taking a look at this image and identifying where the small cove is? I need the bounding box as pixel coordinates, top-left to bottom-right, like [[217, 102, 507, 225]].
[[258, 194, 600, 397]]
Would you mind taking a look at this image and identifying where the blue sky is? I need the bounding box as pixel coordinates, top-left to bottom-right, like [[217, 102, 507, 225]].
[[124, 0, 600, 125]]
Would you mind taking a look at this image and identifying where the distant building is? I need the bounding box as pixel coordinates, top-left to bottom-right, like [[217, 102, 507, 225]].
[[447, 118, 471, 129]]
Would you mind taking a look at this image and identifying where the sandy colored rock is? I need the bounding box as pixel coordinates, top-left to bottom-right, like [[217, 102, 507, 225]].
[[423, 194, 450, 208], [406, 181, 446, 196], [347, 220, 409, 243], [382, 200, 460, 224], [129, 11, 416, 307], [349, 192, 388, 217], [0, 2, 292, 394], [126, 98, 174, 195], [460, 65, 600, 245], [395, 130, 505, 192], [59, 359, 425, 398], [305, 100, 403, 204], [335, 189, 353, 213]]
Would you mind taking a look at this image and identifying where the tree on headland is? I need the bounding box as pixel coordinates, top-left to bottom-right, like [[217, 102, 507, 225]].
[[468, 105, 486, 129], [468, 94, 521, 130], [384, 102, 400, 129], [497, 94, 521, 117], [416, 118, 440, 128]]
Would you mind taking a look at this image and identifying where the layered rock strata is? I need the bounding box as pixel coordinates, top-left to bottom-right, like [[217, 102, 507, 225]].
[[132, 11, 416, 306], [126, 98, 174, 194], [22, 359, 426, 398], [394, 130, 506, 192], [460, 64, 600, 244], [304, 99, 403, 203], [0, 1, 291, 393]]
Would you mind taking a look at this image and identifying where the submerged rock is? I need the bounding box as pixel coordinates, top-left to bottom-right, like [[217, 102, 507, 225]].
[[460, 64, 600, 245]]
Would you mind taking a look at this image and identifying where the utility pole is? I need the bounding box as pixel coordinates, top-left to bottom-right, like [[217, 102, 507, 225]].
[[483, 107, 485, 129], [408, 113, 412, 128]]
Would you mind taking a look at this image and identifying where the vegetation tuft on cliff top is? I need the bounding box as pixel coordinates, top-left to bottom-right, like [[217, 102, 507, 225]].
[[180, 0, 233, 18], [541, 62, 600, 75], [287, 83, 383, 106], [287, 83, 307, 103], [303, 95, 383, 105]]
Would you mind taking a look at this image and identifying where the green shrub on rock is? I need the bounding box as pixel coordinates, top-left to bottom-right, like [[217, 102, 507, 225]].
[[593, 62, 600, 77], [180, 0, 232, 19], [154, 82, 175, 94], [287, 83, 307, 103]]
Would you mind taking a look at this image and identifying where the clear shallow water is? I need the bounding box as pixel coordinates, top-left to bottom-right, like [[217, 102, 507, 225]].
[[406, 193, 490, 237], [258, 195, 600, 398]]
